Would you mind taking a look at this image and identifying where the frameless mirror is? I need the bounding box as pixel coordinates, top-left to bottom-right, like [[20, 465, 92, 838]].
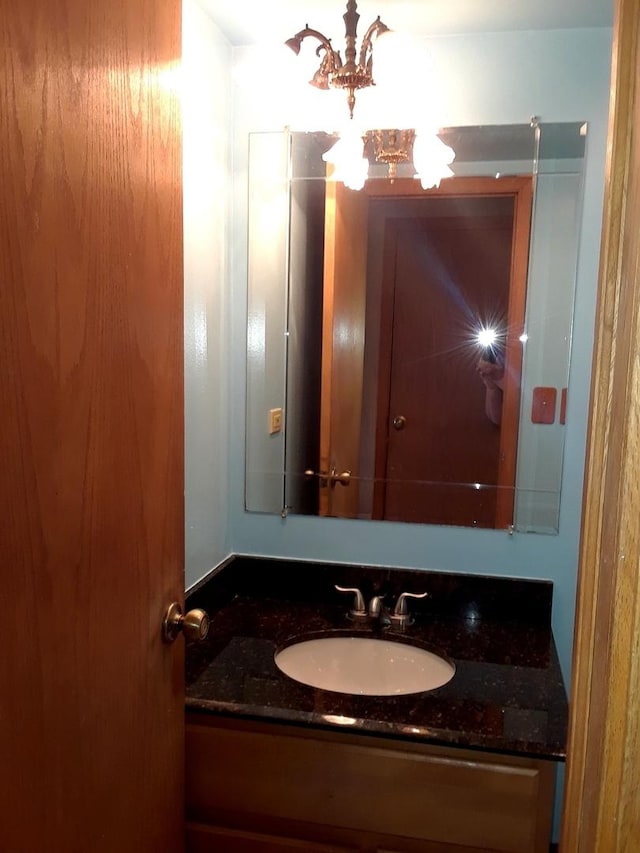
[[246, 123, 587, 533]]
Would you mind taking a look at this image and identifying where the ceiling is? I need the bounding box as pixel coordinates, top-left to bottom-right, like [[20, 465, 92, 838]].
[[200, 0, 613, 47]]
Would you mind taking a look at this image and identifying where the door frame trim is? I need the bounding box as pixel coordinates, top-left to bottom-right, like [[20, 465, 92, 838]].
[[561, 0, 640, 847]]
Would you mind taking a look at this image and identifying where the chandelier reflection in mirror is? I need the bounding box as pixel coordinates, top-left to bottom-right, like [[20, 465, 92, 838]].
[[285, 0, 455, 190]]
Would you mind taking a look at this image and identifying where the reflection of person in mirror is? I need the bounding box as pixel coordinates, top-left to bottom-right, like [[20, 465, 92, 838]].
[[477, 354, 505, 426]]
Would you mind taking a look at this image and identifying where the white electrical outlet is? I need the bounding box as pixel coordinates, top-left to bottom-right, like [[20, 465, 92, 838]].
[[268, 407, 283, 434]]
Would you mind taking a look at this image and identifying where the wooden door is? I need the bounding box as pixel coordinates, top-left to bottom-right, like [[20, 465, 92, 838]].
[[375, 191, 527, 528], [0, 2, 185, 851], [321, 177, 530, 524], [319, 180, 369, 517], [561, 0, 640, 847], [380, 210, 510, 526]]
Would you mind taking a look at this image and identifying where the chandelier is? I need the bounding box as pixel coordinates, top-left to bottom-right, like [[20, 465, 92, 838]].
[[285, 0, 455, 190], [285, 0, 389, 120]]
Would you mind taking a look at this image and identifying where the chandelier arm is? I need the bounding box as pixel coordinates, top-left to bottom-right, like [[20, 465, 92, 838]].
[[358, 17, 390, 70], [287, 27, 342, 72]]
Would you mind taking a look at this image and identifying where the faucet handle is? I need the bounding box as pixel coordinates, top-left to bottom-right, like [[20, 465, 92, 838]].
[[390, 592, 428, 626], [335, 585, 367, 618], [393, 591, 428, 615]]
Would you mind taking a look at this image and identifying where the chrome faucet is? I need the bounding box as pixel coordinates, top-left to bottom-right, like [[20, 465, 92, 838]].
[[335, 586, 386, 623], [334, 585, 367, 621], [367, 594, 385, 619], [335, 586, 428, 627], [389, 592, 428, 627]]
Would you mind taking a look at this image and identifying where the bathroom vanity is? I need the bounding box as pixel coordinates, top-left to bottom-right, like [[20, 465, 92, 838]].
[[185, 557, 567, 852]]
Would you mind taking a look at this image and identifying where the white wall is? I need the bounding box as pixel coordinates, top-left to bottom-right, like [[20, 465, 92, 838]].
[[183, 0, 233, 587], [515, 169, 583, 531], [245, 134, 290, 513], [228, 28, 613, 685]]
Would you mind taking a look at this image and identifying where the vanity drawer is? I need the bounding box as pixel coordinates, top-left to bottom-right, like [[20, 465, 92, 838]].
[[186, 821, 357, 852], [186, 714, 555, 853]]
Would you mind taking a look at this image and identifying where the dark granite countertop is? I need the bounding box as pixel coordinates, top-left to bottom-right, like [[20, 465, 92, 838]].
[[185, 556, 568, 761]]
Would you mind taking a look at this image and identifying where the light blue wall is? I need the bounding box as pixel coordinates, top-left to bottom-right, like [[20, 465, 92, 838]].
[[183, 8, 612, 746], [180, 21, 613, 843], [183, 0, 233, 587], [228, 28, 613, 686]]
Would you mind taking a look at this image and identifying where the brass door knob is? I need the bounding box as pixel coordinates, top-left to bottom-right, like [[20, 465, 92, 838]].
[[162, 602, 210, 643], [392, 415, 407, 430], [329, 467, 351, 487], [305, 468, 350, 488]]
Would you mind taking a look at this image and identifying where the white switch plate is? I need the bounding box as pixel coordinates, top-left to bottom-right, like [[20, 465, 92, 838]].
[[268, 407, 283, 434]]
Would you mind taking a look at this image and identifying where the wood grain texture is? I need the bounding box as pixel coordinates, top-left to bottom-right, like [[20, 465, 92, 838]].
[[376, 212, 508, 525], [187, 715, 555, 853], [187, 822, 358, 852], [364, 177, 531, 528], [561, 0, 640, 849], [0, 1, 184, 850], [320, 181, 369, 517], [186, 820, 511, 853]]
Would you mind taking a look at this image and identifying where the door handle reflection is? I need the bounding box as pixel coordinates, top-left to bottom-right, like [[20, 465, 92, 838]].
[[304, 468, 351, 488]]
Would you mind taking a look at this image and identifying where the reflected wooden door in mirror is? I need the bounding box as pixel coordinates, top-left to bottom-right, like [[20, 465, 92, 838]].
[[319, 177, 533, 528]]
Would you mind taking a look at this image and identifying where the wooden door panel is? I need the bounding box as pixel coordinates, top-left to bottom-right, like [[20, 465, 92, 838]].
[[321, 177, 530, 525], [382, 209, 512, 526], [0, 1, 184, 850], [366, 179, 532, 528], [320, 181, 369, 517], [561, 0, 640, 846]]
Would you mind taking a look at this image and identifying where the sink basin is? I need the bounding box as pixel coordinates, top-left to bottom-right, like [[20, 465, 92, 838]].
[[274, 636, 455, 696]]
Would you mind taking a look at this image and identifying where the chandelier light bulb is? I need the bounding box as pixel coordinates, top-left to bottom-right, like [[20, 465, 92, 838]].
[[322, 128, 369, 190], [413, 132, 455, 189]]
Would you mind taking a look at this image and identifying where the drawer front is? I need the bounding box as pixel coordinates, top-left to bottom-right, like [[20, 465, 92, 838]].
[[186, 718, 554, 853], [187, 820, 503, 853], [187, 821, 356, 852]]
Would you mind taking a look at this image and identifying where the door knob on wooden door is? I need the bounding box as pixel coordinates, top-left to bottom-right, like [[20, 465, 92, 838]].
[[304, 468, 351, 487], [329, 467, 351, 487], [392, 415, 407, 430], [162, 602, 210, 643]]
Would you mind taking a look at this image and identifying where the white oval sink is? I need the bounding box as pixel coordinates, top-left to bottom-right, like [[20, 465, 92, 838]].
[[275, 636, 455, 696]]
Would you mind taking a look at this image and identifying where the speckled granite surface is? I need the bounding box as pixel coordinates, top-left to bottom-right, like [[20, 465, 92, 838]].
[[185, 556, 567, 760]]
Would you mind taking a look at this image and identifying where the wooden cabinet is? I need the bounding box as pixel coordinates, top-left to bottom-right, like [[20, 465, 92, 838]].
[[186, 713, 555, 853]]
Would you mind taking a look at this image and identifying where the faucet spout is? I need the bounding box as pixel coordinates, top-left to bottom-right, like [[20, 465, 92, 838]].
[[368, 595, 385, 618]]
